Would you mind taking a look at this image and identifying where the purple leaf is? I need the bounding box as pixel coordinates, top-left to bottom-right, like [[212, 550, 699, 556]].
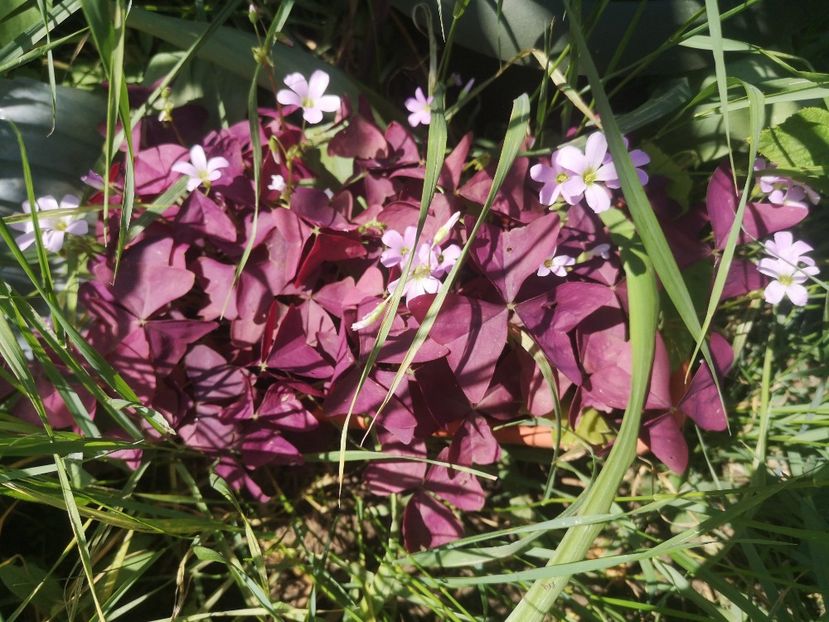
[[403, 491, 464, 552], [113, 265, 195, 321], [144, 320, 216, 377], [257, 384, 319, 431], [439, 132, 473, 193], [267, 306, 333, 379], [176, 191, 237, 243], [722, 258, 766, 299], [425, 451, 485, 511], [184, 345, 249, 402], [240, 427, 302, 469], [179, 411, 237, 452], [260, 208, 309, 294], [516, 293, 583, 385], [215, 457, 269, 502], [295, 232, 366, 285], [409, 294, 508, 405], [194, 258, 239, 320], [582, 322, 672, 411], [707, 164, 808, 249], [448, 413, 501, 465], [471, 212, 561, 303], [324, 367, 419, 444], [552, 281, 618, 332], [678, 332, 733, 431], [291, 187, 351, 230], [328, 114, 387, 159], [363, 441, 428, 496], [641, 413, 689, 473], [134, 144, 188, 195]]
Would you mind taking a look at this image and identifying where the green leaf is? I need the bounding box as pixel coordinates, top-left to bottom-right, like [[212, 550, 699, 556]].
[[0, 78, 105, 213], [758, 107, 829, 193]]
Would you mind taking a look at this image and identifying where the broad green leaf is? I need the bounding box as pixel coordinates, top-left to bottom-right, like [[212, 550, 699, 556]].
[[0, 78, 105, 213], [758, 107, 829, 193]]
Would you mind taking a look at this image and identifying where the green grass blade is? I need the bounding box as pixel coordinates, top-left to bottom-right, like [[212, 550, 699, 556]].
[[370, 93, 530, 434], [562, 0, 722, 399], [231, 0, 292, 310], [703, 0, 735, 177], [691, 81, 764, 374], [2, 119, 56, 302], [33, 0, 57, 134], [0, 0, 80, 67], [507, 207, 658, 621], [336, 87, 448, 495]]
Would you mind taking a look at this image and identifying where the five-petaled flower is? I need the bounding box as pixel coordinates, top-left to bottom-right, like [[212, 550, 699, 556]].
[[537, 253, 576, 278], [757, 231, 819, 307], [529, 151, 575, 206], [276, 70, 341, 124], [556, 133, 620, 213], [388, 243, 443, 304], [172, 145, 229, 192], [380, 225, 418, 268], [11, 194, 88, 253], [755, 158, 819, 209], [405, 87, 433, 128]]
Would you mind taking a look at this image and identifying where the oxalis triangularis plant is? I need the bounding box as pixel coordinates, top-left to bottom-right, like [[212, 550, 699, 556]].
[[10, 70, 822, 552]]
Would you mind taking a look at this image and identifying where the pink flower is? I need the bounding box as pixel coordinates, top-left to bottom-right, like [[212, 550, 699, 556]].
[[172, 145, 229, 192], [380, 225, 418, 268], [405, 87, 433, 128], [432, 211, 461, 247], [388, 243, 442, 304], [276, 70, 341, 124], [755, 158, 819, 208], [557, 133, 620, 213], [763, 231, 815, 265], [757, 231, 819, 306], [11, 194, 88, 253], [432, 244, 461, 277], [603, 137, 650, 190], [529, 152, 576, 206], [537, 253, 575, 278]]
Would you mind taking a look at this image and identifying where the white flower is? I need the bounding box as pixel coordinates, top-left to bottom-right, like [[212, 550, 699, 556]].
[[537, 253, 575, 278], [757, 258, 819, 306], [276, 70, 341, 124], [172, 145, 229, 192], [11, 195, 88, 253], [756, 231, 820, 307], [388, 243, 442, 305], [404, 87, 433, 128], [431, 243, 461, 277], [268, 174, 286, 192]]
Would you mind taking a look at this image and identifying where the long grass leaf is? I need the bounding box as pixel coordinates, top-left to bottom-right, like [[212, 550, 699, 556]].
[[336, 88, 448, 495], [371, 93, 530, 436]]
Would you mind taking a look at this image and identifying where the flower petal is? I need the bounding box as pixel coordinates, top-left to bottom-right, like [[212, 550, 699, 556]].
[[282, 72, 308, 96], [303, 107, 324, 124], [786, 282, 809, 306], [763, 280, 786, 304], [585, 132, 608, 167], [276, 89, 301, 106], [316, 94, 341, 112], [556, 146, 588, 174], [189, 145, 207, 171], [584, 183, 611, 213], [307, 69, 330, 99]]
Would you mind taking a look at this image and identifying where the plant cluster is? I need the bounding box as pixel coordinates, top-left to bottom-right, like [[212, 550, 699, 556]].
[[12, 71, 822, 554]]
